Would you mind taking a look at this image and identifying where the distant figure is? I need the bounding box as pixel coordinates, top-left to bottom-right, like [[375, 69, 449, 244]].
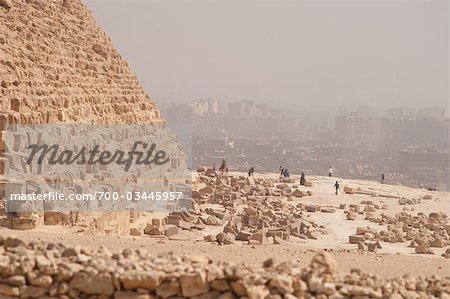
[[300, 172, 306, 185], [427, 184, 437, 191], [279, 166, 284, 178], [219, 159, 227, 173], [334, 181, 340, 195], [328, 167, 333, 177], [283, 168, 290, 179], [381, 173, 385, 184], [248, 166, 255, 177]]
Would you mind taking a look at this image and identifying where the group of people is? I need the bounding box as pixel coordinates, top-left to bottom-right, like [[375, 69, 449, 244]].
[[279, 166, 290, 179], [212, 159, 229, 174], [212, 160, 390, 195], [281, 166, 342, 195]]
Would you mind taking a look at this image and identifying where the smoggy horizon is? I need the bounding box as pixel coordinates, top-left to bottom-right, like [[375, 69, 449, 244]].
[[85, 0, 449, 109]]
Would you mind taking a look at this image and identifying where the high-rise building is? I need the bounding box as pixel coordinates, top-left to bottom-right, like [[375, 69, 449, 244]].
[[417, 107, 445, 119], [335, 112, 371, 144], [193, 101, 209, 116], [193, 98, 221, 115], [255, 103, 270, 118], [227, 100, 255, 117]]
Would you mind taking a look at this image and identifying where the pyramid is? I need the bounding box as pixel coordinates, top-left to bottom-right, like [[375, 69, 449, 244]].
[[0, 0, 162, 127], [0, 0, 188, 233]]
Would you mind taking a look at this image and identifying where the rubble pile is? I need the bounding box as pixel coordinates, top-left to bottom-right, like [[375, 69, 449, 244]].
[[398, 198, 421, 206], [348, 226, 382, 253], [196, 169, 327, 245], [138, 169, 326, 245], [0, 235, 449, 299], [359, 211, 450, 255], [341, 203, 366, 221]]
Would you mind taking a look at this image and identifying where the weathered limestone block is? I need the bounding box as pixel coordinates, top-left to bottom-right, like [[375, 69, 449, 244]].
[[120, 270, 160, 291], [344, 186, 355, 194], [12, 215, 43, 230], [0, 157, 6, 175], [0, 283, 20, 297], [346, 212, 357, 220], [180, 273, 210, 297], [349, 235, 365, 244], [70, 271, 115, 296]]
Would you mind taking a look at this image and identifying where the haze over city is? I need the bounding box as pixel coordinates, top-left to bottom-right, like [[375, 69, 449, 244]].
[[84, 0, 449, 191], [86, 0, 449, 108]]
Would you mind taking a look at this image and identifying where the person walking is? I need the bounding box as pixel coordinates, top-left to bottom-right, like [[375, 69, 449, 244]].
[[334, 181, 340, 195], [381, 173, 385, 184], [248, 166, 255, 177], [328, 166, 333, 177]]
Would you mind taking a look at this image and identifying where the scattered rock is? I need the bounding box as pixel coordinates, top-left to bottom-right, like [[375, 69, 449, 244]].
[[346, 212, 357, 220], [415, 244, 434, 255]]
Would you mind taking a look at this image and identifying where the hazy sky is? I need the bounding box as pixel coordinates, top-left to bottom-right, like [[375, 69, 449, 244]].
[[85, 0, 449, 108]]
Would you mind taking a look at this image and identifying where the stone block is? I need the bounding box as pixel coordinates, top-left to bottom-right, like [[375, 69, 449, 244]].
[[180, 273, 209, 297], [346, 212, 357, 220], [349, 235, 365, 244], [10, 98, 23, 112], [236, 230, 252, 241], [12, 217, 40, 230], [249, 232, 268, 245], [44, 212, 63, 225], [305, 205, 319, 212], [0, 157, 6, 175], [344, 187, 355, 194], [164, 225, 180, 237]]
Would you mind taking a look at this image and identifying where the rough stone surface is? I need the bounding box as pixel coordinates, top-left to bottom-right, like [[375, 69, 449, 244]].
[[0, 0, 162, 127], [0, 236, 447, 298]]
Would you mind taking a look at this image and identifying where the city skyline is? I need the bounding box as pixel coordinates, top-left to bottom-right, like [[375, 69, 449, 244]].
[[161, 98, 450, 117]]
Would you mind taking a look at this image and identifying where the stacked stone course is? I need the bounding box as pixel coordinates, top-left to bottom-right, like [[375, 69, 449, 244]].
[[0, 0, 162, 128]]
